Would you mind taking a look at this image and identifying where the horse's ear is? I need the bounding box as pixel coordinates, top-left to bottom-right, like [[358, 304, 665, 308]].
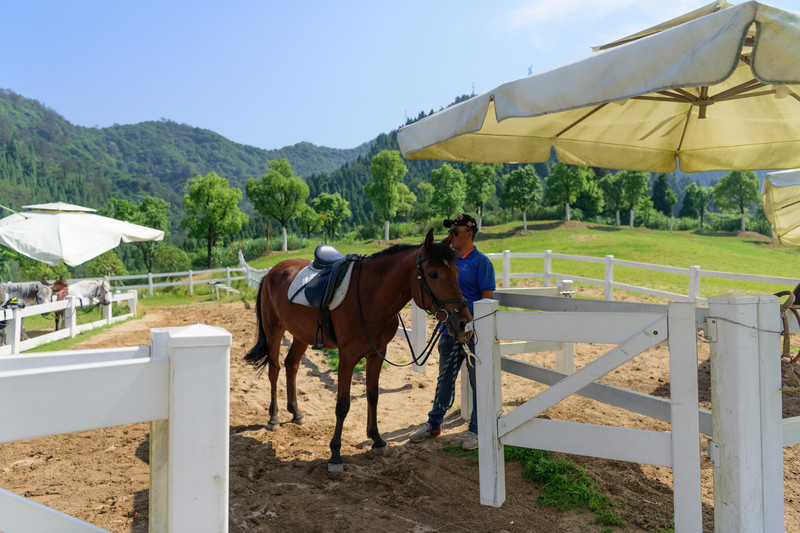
[[423, 228, 434, 251], [41, 279, 51, 286]]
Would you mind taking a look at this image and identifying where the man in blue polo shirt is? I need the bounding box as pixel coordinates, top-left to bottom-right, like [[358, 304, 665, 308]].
[[409, 213, 495, 450]]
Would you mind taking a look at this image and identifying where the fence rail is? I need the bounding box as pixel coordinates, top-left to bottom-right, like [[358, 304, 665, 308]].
[[487, 249, 800, 304]]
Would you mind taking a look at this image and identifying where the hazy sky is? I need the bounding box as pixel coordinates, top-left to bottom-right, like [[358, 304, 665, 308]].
[[4, 1, 797, 150]]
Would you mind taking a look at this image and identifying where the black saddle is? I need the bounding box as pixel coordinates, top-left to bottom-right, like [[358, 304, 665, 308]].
[[293, 245, 360, 350]]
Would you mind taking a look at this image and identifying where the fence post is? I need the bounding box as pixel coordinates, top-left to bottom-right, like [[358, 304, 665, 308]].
[[226, 267, 231, 286], [543, 250, 552, 288], [9, 308, 22, 355], [688, 266, 700, 302], [189, 270, 194, 295], [502, 250, 510, 289], [757, 295, 785, 533], [604, 255, 614, 301], [129, 290, 138, 317], [474, 298, 504, 507], [148, 272, 154, 297], [67, 298, 78, 338], [149, 324, 231, 532], [411, 301, 427, 373], [707, 294, 781, 532]]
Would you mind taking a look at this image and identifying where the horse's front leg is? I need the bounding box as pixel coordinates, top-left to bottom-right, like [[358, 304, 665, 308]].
[[365, 352, 387, 456], [266, 328, 284, 428], [329, 355, 355, 472], [284, 339, 308, 425]]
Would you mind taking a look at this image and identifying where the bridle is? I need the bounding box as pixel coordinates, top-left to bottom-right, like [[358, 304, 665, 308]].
[[415, 247, 467, 328], [356, 246, 467, 368]]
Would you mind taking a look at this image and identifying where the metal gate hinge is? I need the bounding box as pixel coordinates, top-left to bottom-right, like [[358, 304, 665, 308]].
[[707, 439, 720, 466], [704, 317, 718, 342]]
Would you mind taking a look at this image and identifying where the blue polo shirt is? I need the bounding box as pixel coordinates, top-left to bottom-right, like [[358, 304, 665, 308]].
[[455, 246, 496, 316], [441, 246, 495, 335]]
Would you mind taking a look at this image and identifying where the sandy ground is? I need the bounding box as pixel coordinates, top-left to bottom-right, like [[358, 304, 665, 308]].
[[1, 291, 799, 532]]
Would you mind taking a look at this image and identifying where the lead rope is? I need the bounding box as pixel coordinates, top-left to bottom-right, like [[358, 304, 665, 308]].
[[433, 342, 466, 411]]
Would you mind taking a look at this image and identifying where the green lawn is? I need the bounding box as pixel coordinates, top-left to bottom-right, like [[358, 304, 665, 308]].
[[244, 220, 797, 301]]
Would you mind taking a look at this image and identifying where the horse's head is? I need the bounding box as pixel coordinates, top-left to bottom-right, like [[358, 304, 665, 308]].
[[96, 280, 112, 305], [35, 282, 53, 305], [415, 229, 473, 341]]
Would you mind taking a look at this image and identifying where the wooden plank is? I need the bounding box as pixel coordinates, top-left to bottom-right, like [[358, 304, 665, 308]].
[[667, 302, 703, 532], [495, 292, 667, 314], [499, 340, 564, 355], [0, 346, 147, 371], [501, 418, 673, 467], [0, 487, 107, 532], [496, 309, 666, 344], [499, 316, 667, 437], [0, 357, 169, 443], [500, 357, 713, 435]]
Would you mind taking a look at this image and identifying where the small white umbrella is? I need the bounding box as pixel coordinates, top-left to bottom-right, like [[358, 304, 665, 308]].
[[762, 169, 800, 245], [397, 1, 800, 173], [0, 202, 165, 266]]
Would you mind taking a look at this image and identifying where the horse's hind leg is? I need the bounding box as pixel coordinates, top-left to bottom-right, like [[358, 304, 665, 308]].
[[365, 352, 387, 456], [284, 338, 308, 424], [265, 326, 285, 428], [328, 356, 355, 472]]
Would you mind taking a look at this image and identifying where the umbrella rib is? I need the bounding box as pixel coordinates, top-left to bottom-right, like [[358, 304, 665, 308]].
[[555, 103, 608, 138], [712, 79, 764, 101]]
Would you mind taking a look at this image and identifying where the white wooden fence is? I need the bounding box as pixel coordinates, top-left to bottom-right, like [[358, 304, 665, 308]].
[[0, 290, 139, 356], [488, 249, 799, 303], [471, 290, 799, 532], [109, 267, 247, 296], [0, 323, 231, 532]]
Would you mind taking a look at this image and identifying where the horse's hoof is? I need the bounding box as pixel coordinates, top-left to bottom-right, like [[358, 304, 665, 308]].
[[293, 415, 305, 425], [371, 445, 389, 457], [266, 423, 277, 431], [327, 462, 344, 473]]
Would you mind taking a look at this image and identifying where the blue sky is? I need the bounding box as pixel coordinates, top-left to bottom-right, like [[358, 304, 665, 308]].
[[3, 1, 798, 150]]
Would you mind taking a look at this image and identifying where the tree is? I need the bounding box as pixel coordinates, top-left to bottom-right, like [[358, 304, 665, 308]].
[[310, 192, 351, 243], [87, 250, 127, 278], [574, 173, 605, 220], [713, 170, 760, 232], [153, 244, 191, 279], [296, 203, 322, 240], [501, 165, 541, 230], [680, 182, 714, 228], [464, 163, 500, 230], [182, 172, 248, 268], [618, 170, 650, 229], [651, 173, 678, 230], [544, 164, 588, 222], [600, 173, 624, 226], [246, 159, 309, 252], [429, 164, 466, 218], [365, 150, 410, 240], [102, 196, 170, 273]]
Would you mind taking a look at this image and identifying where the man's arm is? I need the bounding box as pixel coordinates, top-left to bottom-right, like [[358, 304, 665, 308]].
[[480, 290, 494, 300]]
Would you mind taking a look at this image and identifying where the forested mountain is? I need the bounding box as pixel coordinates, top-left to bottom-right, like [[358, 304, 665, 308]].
[[0, 89, 372, 214]]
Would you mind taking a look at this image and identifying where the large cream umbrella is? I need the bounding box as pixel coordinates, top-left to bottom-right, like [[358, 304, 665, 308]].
[[0, 202, 165, 266], [397, 1, 800, 173], [762, 169, 800, 245]]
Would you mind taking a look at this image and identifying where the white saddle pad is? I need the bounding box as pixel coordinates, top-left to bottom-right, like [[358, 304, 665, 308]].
[[287, 263, 354, 310]]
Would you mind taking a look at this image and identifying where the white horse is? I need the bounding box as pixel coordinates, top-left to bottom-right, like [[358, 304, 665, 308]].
[[52, 279, 112, 330], [0, 281, 54, 344]]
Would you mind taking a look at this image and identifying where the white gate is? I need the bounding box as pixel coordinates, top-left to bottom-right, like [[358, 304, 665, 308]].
[[0, 323, 231, 533], [473, 294, 704, 531]]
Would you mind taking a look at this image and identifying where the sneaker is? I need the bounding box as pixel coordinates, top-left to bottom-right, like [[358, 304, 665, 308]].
[[409, 423, 441, 442], [462, 431, 478, 450]]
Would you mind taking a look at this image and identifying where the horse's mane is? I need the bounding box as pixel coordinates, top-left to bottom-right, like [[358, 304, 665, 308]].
[[370, 242, 456, 263]]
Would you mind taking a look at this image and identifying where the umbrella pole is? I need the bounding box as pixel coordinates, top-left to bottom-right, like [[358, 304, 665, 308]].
[[0, 204, 18, 214]]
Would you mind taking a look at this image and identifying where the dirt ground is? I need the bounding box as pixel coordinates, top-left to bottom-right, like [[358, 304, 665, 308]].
[[1, 290, 799, 532]]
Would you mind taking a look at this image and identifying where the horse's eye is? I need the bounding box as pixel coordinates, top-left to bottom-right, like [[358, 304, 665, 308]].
[[428, 271, 439, 280]]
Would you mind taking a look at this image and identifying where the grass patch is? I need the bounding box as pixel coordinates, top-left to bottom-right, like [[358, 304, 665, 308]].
[[321, 348, 390, 373], [26, 315, 137, 352], [504, 446, 625, 527]]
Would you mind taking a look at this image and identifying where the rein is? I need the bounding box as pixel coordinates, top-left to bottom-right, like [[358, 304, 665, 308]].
[[355, 247, 465, 368]]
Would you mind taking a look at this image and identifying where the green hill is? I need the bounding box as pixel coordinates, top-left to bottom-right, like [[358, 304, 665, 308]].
[[0, 89, 372, 213]]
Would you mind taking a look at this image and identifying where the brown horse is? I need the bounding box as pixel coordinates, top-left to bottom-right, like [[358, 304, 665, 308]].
[[245, 229, 472, 471]]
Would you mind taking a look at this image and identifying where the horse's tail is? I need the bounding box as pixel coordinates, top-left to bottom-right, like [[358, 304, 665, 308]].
[[244, 276, 273, 372]]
